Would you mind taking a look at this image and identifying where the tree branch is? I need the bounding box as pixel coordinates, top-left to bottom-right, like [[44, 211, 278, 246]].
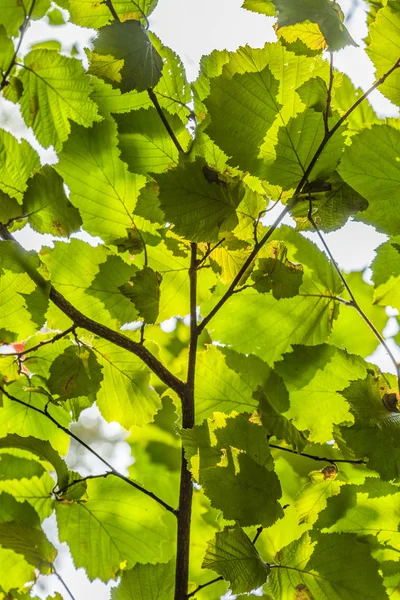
[[147, 88, 185, 154], [0, 225, 186, 398], [0, 326, 76, 358], [197, 56, 400, 335], [175, 243, 198, 600], [269, 443, 366, 466], [0, 385, 178, 516]]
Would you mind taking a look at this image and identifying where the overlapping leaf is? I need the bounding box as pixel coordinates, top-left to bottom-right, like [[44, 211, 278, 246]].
[[19, 49, 100, 150]]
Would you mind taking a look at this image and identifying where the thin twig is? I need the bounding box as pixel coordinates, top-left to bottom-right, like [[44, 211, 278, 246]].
[[197, 238, 225, 268], [104, 0, 119, 21], [252, 526, 263, 545], [187, 576, 223, 598], [52, 565, 76, 600], [0, 385, 178, 516], [0, 0, 36, 90], [55, 472, 112, 497], [197, 56, 400, 335], [307, 204, 400, 390], [269, 443, 366, 465], [0, 326, 76, 358], [324, 52, 334, 136], [148, 88, 184, 154]]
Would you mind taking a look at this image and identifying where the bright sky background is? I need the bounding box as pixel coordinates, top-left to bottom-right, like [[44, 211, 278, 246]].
[[1, 1, 399, 597]]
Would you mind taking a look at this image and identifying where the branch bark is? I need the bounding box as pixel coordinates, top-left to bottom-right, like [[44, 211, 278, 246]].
[[0, 225, 186, 398], [175, 243, 198, 600]]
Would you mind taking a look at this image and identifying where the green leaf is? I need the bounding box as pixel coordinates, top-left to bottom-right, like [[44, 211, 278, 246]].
[[329, 271, 388, 357], [292, 173, 368, 232], [252, 241, 304, 299], [155, 158, 244, 242], [55, 120, 146, 242], [263, 110, 345, 190], [47, 7, 65, 25], [371, 237, 400, 310], [0, 0, 50, 36], [48, 345, 103, 400], [115, 108, 189, 175], [150, 35, 191, 122], [340, 373, 400, 480], [294, 466, 343, 528], [0, 25, 13, 72], [204, 65, 281, 174], [0, 130, 39, 202], [183, 412, 283, 526], [112, 560, 175, 600], [67, 0, 158, 30], [338, 124, 400, 236], [147, 239, 216, 321], [267, 531, 387, 599], [56, 476, 168, 581], [0, 453, 44, 481], [242, 0, 276, 16], [275, 344, 367, 443], [255, 386, 307, 451], [273, 0, 357, 51], [93, 339, 161, 429], [202, 524, 270, 595], [316, 480, 400, 549], [0, 521, 56, 573], [367, 3, 400, 107], [195, 345, 259, 422], [0, 433, 68, 488], [203, 226, 342, 364], [23, 166, 82, 237], [119, 266, 162, 324], [93, 20, 162, 92], [19, 49, 100, 150], [0, 472, 54, 521]]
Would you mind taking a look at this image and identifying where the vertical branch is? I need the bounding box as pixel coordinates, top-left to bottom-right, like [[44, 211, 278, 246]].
[[175, 243, 197, 600]]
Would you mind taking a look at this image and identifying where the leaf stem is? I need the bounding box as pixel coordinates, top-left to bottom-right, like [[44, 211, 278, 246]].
[[268, 443, 366, 465], [197, 238, 225, 268], [175, 243, 198, 600], [0, 385, 178, 516]]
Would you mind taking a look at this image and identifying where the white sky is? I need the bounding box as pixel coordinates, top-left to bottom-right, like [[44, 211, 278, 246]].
[[1, 1, 399, 597]]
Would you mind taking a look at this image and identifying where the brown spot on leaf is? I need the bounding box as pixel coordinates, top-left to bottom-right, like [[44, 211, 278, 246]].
[[296, 583, 315, 599], [322, 465, 337, 480]]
